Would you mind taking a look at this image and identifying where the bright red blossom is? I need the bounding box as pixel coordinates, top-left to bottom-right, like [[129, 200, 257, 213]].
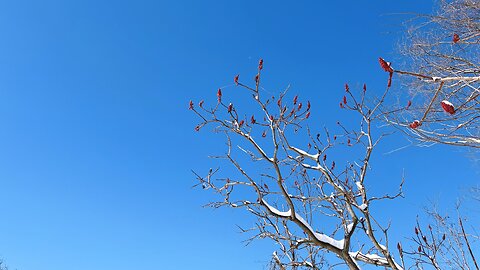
[[343, 96, 347, 104]]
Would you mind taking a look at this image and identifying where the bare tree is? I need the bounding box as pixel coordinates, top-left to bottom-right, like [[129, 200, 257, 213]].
[[400, 204, 479, 270], [385, 0, 480, 148], [190, 60, 406, 269]]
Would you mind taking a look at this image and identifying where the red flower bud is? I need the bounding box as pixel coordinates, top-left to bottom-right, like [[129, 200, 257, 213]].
[[331, 161, 335, 170], [305, 112, 310, 119], [340, 103, 344, 109], [217, 88, 222, 102], [258, 59, 263, 70], [264, 183, 269, 190], [441, 100, 455, 114], [347, 138, 351, 146], [307, 101, 311, 110], [238, 120, 244, 127], [234, 74, 239, 85], [199, 100, 204, 107], [194, 125, 200, 131], [334, 135, 337, 140], [189, 100, 194, 110], [277, 98, 282, 107], [415, 227, 419, 235], [345, 83, 349, 92], [294, 180, 299, 186], [293, 95, 298, 105], [406, 100, 412, 109], [379, 57, 393, 73], [363, 83, 367, 93], [323, 154, 327, 161], [255, 74, 259, 84], [269, 115, 274, 121], [453, 33, 460, 43], [297, 102, 302, 111], [442, 234, 446, 241], [409, 120, 421, 129], [228, 103, 233, 113], [343, 96, 347, 105], [250, 115, 256, 124], [307, 143, 311, 149], [418, 246, 422, 253], [262, 130, 267, 137], [397, 242, 402, 253]]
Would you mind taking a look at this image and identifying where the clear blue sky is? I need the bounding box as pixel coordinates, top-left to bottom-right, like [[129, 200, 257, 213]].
[[0, 1, 478, 269]]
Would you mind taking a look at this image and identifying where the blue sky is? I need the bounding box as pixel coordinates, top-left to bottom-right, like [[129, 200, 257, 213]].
[[0, 1, 478, 269]]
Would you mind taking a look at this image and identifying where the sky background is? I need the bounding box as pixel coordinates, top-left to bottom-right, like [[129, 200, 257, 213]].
[[0, 1, 478, 269]]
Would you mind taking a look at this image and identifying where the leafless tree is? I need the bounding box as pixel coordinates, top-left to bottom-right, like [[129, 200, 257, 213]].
[[385, 0, 480, 148], [191, 60, 406, 269], [400, 203, 479, 270]]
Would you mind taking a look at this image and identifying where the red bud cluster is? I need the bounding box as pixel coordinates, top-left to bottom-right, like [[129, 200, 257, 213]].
[[379, 57, 393, 73], [453, 33, 460, 43], [409, 120, 421, 129], [217, 88, 222, 103], [441, 100, 455, 114]]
